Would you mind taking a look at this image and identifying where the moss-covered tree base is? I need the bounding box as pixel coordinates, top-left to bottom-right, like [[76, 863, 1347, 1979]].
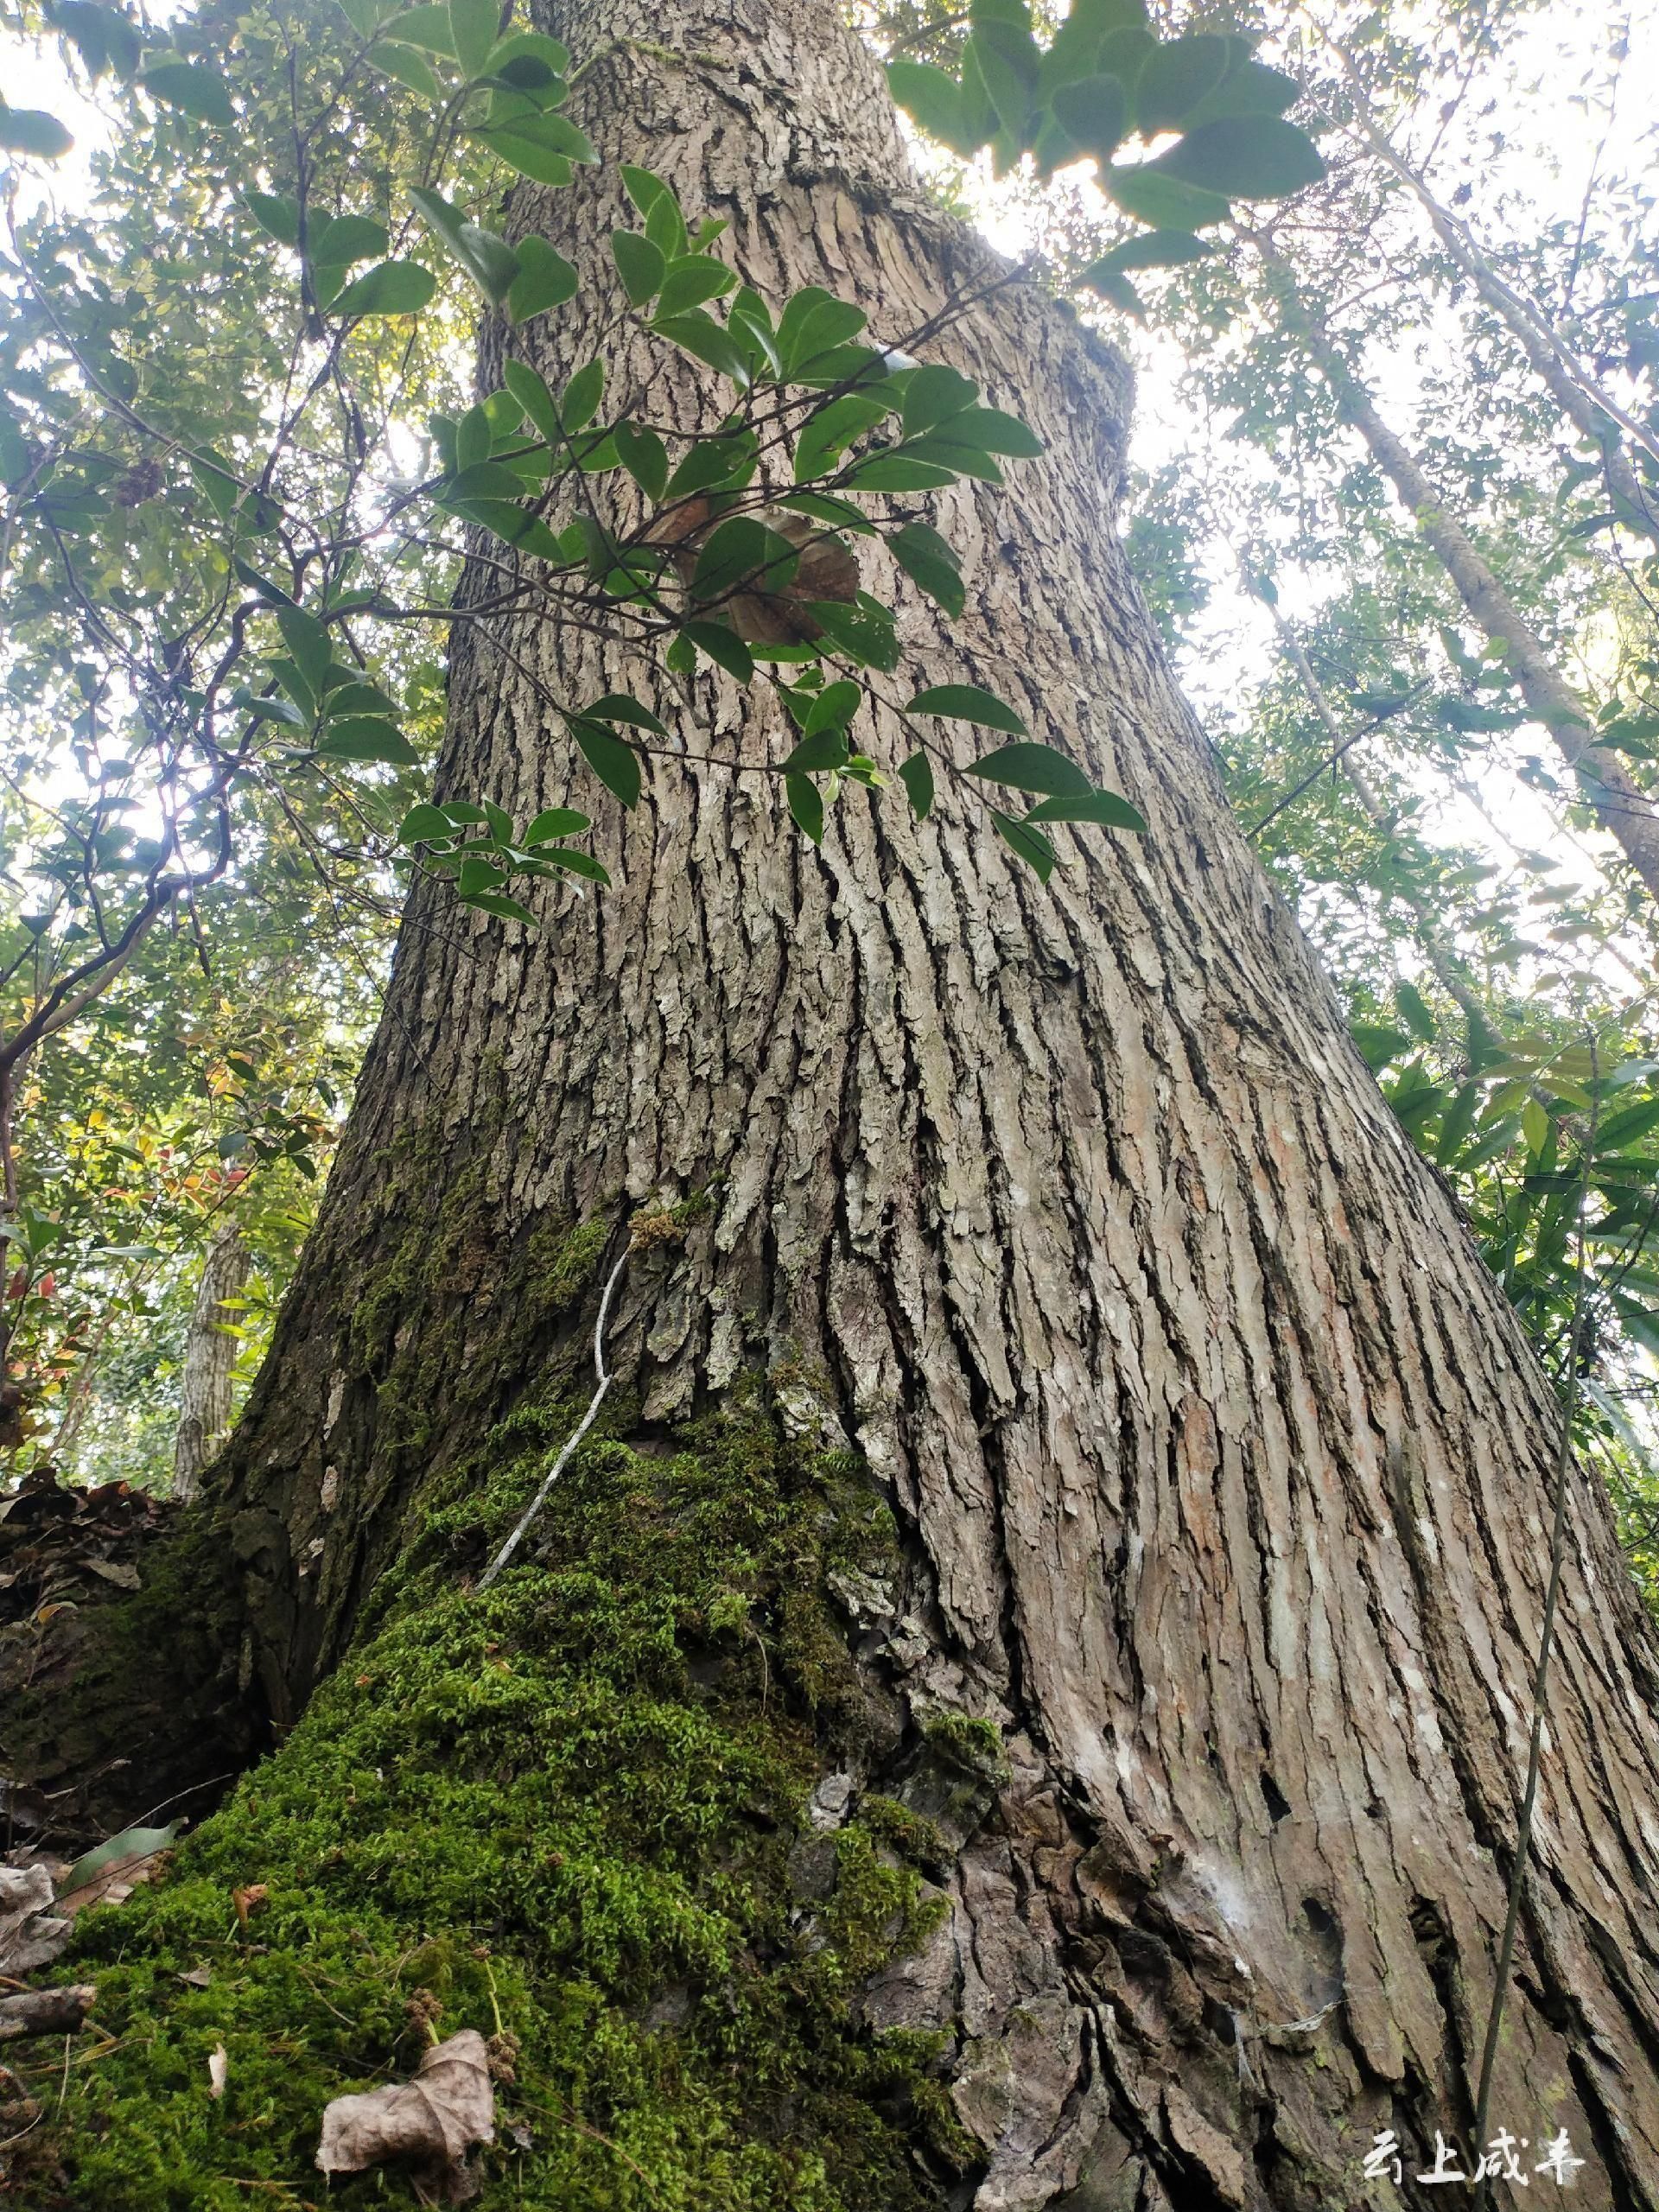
[[15, 1390, 974, 2210]]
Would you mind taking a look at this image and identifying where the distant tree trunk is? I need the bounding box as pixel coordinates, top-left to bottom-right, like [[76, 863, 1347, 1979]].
[[1258, 243, 1659, 911], [1332, 43, 1659, 543], [171, 1220, 249, 1503], [48, 3, 1659, 2205]]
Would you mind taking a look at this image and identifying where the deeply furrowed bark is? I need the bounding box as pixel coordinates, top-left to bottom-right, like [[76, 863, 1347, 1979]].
[[169, 5, 1659, 2204]]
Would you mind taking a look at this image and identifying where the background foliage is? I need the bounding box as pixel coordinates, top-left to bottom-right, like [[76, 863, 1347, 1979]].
[[3, 0, 1659, 1594]]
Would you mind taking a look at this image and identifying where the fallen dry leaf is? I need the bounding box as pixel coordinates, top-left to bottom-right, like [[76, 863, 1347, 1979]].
[[232, 1883, 269, 1931], [207, 2042, 227, 2099], [0, 1864, 69, 1977], [54, 1822, 180, 1919], [316, 2028, 494, 2205], [80, 1556, 141, 1591]]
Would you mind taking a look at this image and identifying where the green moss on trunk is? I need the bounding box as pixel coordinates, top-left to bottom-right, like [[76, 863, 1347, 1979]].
[[22, 1391, 969, 2210]]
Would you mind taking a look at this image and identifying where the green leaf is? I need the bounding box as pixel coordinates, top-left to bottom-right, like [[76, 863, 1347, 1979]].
[[385, 3, 457, 54], [464, 891, 540, 925], [1083, 267, 1144, 316], [1394, 980, 1438, 1043], [804, 680, 862, 734], [889, 522, 965, 619], [506, 238, 576, 323], [992, 810, 1056, 880], [52, 0, 141, 80], [562, 358, 605, 434], [410, 186, 518, 305], [479, 99, 593, 165], [1106, 166, 1230, 231], [399, 804, 454, 842], [234, 559, 297, 607], [276, 607, 332, 694], [502, 359, 559, 445], [614, 422, 669, 500], [308, 213, 389, 272], [806, 594, 899, 671], [965, 21, 1039, 140], [534, 849, 609, 886], [245, 191, 302, 245], [469, 123, 572, 186], [485, 29, 570, 77], [653, 311, 753, 385], [232, 688, 306, 727], [621, 166, 688, 260], [898, 752, 935, 822], [692, 518, 799, 602], [887, 60, 978, 157], [1352, 1022, 1409, 1071], [656, 255, 737, 319], [793, 393, 894, 485], [437, 461, 529, 504], [787, 773, 825, 844], [1134, 34, 1232, 131], [785, 728, 852, 773], [461, 398, 500, 463], [1153, 114, 1325, 200], [967, 741, 1091, 797], [1085, 230, 1213, 275], [372, 41, 443, 96], [1023, 788, 1146, 830], [323, 681, 400, 719], [1597, 1096, 1659, 1153], [140, 60, 235, 126], [524, 807, 590, 844], [571, 718, 641, 807], [1050, 73, 1128, 162], [683, 620, 755, 682], [925, 405, 1041, 460], [842, 452, 959, 493], [586, 692, 666, 734], [776, 491, 877, 536], [778, 289, 868, 378], [328, 259, 436, 316], [1183, 56, 1299, 126], [906, 683, 1027, 734], [900, 364, 978, 436], [448, 0, 497, 74], [665, 432, 757, 497], [315, 718, 419, 765], [613, 230, 666, 306]]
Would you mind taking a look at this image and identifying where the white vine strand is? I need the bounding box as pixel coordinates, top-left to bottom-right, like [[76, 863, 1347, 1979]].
[[476, 1240, 631, 1592]]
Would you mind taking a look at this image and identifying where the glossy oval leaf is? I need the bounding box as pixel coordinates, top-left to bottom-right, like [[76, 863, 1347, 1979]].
[[1154, 114, 1325, 200], [1023, 788, 1146, 830], [966, 741, 1092, 796], [571, 718, 641, 807], [329, 259, 436, 316], [140, 60, 235, 126], [906, 683, 1027, 734], [612, 230, 666, 306], [0, 108, 74, 158]]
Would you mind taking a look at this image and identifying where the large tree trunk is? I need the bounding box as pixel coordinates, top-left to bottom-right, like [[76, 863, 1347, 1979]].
[[44, 4, 1659, 2206]]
